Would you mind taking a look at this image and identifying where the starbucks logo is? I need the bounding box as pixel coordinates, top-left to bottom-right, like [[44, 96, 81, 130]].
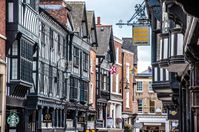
[[7, 112, 20, 127]]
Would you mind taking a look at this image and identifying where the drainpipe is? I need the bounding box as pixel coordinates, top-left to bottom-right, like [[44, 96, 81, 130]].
[[121, 51, 124, 128]]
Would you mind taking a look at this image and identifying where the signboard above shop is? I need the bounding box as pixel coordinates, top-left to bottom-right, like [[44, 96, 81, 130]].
[[132, 25, 150, 46]]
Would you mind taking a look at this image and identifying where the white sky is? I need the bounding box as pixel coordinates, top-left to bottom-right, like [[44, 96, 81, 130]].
[[83, 0, 151, 73]]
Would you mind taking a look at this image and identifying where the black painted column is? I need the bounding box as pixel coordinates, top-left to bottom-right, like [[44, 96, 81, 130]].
[[52, 108, 55, 128], [38, 107, 42, 130], [56, 109, 59, 127], [24, 109, 29, 132], [60, 109, 63, 127]]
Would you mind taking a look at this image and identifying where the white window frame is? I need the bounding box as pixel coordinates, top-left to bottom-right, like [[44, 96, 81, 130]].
[[166, 70, 169, 81], [154, 67, 158, 81], [116, 74, 119, 93], [148, 81, 153, 92], [8, 2, 14, 22], [126, 63, 130, 83], [159, 39, 162, 60], [160, 68, 163, 81], [116, 48, 119, 64], [163, 38, 168, 59], [137, 81, 143, 92], [126, 91, 130, 108], [171, 34, 175, 56], [89, 83, 93, 104], [11, 59, 18, 79], [177, 34, 184, 55]]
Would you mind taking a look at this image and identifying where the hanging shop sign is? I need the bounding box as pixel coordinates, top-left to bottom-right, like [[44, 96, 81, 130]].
[[7, 112, 20, 127], [132, 25, 150, 46], [43, 112, 52, 123], [168, 109, 179, 120]]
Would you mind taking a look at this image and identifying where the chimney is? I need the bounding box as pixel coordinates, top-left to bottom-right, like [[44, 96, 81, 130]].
[[97, 17, 101, 25]]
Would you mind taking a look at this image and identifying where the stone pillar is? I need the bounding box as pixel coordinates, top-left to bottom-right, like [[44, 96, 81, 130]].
[[135, 128, 140, 132], [0, 61, 6, 132], [165, 120, 170, 132], [113, 104, 116, 128], [38, 107, 42, 129]]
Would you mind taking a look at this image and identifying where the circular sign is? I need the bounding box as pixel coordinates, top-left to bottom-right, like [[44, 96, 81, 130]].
[[170, 111, 177, 116], [7, 112, 20, 127], [122, 114, 129, 118]]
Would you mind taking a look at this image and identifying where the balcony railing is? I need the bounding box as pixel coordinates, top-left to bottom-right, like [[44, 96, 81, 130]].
[[18, 3, 38, 36]]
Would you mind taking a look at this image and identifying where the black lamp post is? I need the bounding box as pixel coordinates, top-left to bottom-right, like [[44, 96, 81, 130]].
[[56, 57, 69, 97], [85, 103, 93, 131], [57, 58, 71, 131]]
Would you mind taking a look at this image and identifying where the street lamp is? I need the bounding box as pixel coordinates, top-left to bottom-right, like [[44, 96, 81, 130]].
[[85, 103, 93, 131], [69, 99, 80, 132], [57, 58, 71, 131], [60, 96, 69, 131], [56, 57, 67, 97]]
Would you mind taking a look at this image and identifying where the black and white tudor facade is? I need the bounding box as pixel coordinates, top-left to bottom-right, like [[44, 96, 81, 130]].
[[6, 0, 96, 131], [6, 0, 39, 131]]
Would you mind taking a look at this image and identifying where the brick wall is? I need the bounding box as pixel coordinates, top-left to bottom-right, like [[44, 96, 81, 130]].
[[135, 77, 162, 114], [0, 0, 6, 60], [89, 48, 96, 109], [112, 39, 122, 94], [122, 50, 134, 113]]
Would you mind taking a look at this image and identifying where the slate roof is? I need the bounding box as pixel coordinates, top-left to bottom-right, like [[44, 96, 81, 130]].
[[122, 38, 138, 64], [96, 25, 112, 55], [86, 11, 94, 34], [122, 38, 137, 54], [65, 1, 86, 33], [137, 66, 152, 77]]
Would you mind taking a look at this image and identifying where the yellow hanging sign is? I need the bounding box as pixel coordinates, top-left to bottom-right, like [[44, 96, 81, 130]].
[[132, 25, 150, 46]]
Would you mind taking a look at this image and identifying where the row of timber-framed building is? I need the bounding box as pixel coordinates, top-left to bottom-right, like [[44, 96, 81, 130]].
[[145, 0, 199, 131], [2, 0, 117, 131], [0, 0, 140, 131]]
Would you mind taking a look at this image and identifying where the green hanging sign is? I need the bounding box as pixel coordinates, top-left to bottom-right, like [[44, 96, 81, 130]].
[[7, 112, 20, 127]]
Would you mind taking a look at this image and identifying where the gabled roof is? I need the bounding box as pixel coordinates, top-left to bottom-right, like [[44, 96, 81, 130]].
[[65, 1, 87, 33], [86, 11, 94, 34], [87, 11, 98, 47], [122, 38, 137, 54], [39, 1, 74, 31], [96, 24, 115, 63], [96, 25, 112, 55], [122, 38, 138, 64], [39, 7, 68, 32]]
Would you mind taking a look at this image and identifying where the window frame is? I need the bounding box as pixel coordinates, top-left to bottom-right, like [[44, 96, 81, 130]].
[[148, 81, 153, 92], [73, 47, 79, 67], [137, 81, 143, 92], [137, 99, 143, 113], [83, 52, 89, 72]]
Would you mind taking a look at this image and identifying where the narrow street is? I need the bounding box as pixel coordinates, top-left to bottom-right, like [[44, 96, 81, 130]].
[[0, 0, 198, 132]]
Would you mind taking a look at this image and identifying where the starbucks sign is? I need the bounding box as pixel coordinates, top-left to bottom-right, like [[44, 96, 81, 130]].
[[7, 112, 20, 127]]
